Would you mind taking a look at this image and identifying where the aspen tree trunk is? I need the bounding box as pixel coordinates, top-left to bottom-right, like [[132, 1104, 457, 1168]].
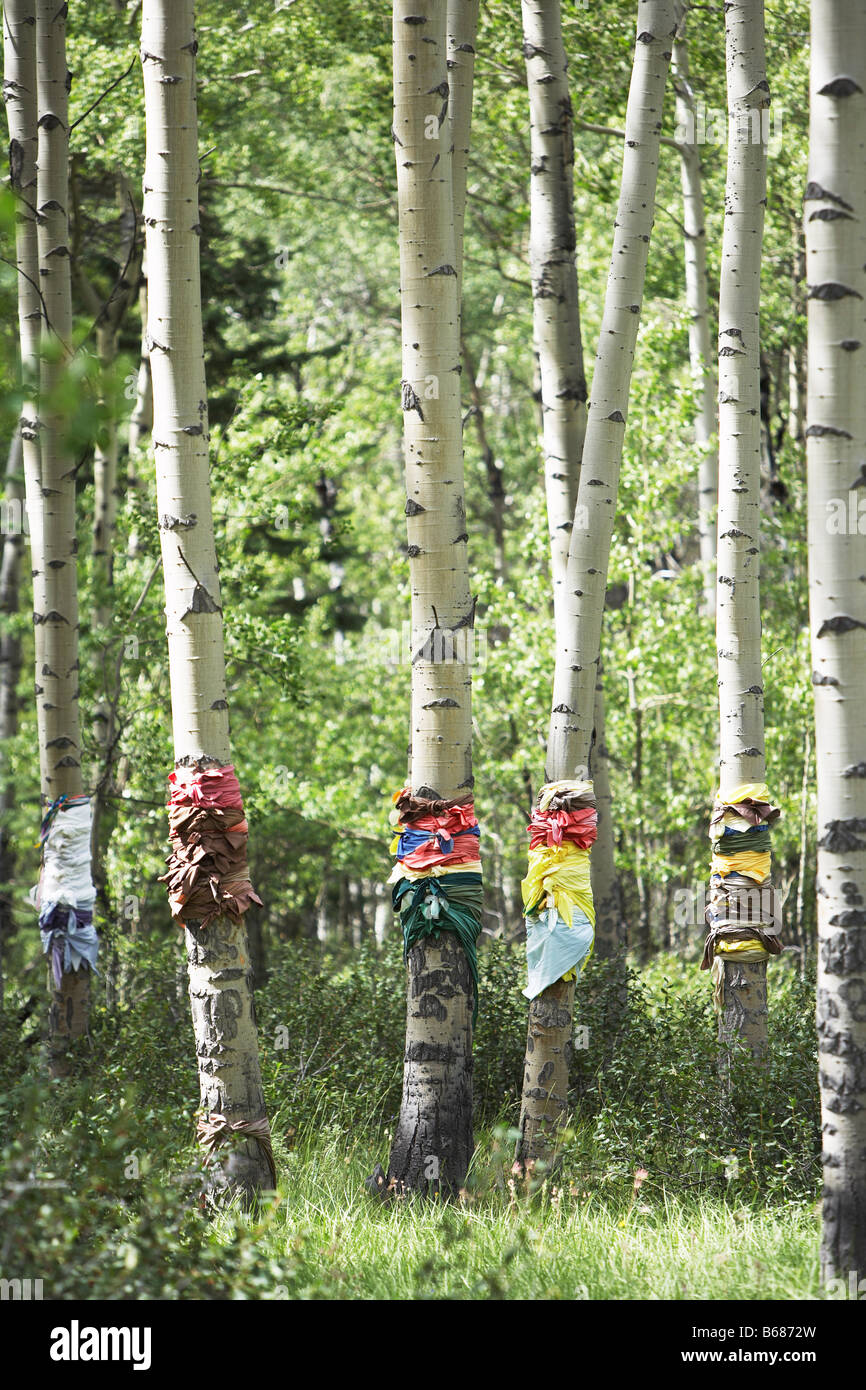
[[31, 0, 92, 1060], [3, 2, 41, 998], [522, 0, 587, 636], [714, 0, 772, 1060], [518, 0, 682, 1161], [385, 0, 478, 1196], [446, 0, 478, 310], [805, 0, 866, 1286], [591, 666, 623, 957], [71, 177, 141, 919], [517, 0, 622, 1160], [127, 253, 152, 559], [0, 432, 24, 991], [4, 0, 45, 788], [141, 0, 273, 1199], [672, 17, 718, 616]]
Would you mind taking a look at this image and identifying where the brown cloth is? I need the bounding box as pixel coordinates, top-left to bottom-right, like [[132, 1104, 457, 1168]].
[[394, 789, 474, 824], [544, 788, 597, 812], [196, 1111, 277, 1190], [710, 797, 781, 831], [159, 802, 263, 928], [705, 881, 781, 927], [700, 924, 783, 971]]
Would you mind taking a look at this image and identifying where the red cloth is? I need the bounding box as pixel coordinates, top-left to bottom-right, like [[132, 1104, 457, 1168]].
[[161, 764, 261, 928], [168, 763, 244, 810], [399, 831, 482, 871], [407, 803, 478, 837], [527, 806, 598, 850]]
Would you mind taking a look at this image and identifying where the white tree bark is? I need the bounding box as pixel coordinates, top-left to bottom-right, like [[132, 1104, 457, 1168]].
[[546, 0, 683, 779], [522, 0, 587, 638], [805, 0, 866, 1286], [672, 16, 718, 616], [27, 0, 94, 1062], [518, 0, 682, 1159], [385, 0, 478, 1196], [0, 432, 24, 992], [713, 0, 773, 1058], [446, 0, 478, 310], [141, 0, 272, 1199]]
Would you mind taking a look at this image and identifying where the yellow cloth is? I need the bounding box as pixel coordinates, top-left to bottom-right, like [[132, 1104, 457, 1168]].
[[715, 938, 770, 958], [521, 843, 595, 928], [717, 782, 770, 806], [388, 860, 483, 886], [709, 810, 755, 838], [712, 939, 771, 1012], [710, 850, 771, 882], [536, 779, 594, 813]]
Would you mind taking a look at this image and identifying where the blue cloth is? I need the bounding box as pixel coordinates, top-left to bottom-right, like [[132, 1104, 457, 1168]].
[[396, 823, 481, 858], [523, 905, 594, 1001], [39, 903, 100, 988]]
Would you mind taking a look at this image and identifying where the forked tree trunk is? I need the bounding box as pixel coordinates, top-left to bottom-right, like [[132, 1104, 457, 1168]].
[[805, 0, 866, 1286], [517, 0, 623, 1161], [517, 0, 682, 1162], [384, 0, 479, 1196], [31, 0, 92, 1063], [712, 0, 773, 1061], [141, 0, 273, 1199], [672, 16, 718, 616]]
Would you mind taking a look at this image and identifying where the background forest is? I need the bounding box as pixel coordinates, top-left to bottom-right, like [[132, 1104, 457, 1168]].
[[0, 0, 830, 1302]]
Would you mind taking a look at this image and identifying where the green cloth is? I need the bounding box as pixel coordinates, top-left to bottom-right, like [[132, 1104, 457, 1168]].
[[392, 872, 483, 1025], [712, 826, 771, 856]]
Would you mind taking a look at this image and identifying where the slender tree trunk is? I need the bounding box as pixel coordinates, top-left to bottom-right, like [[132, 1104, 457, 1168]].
[[0, 431, 24, 995], [461, 339, 506, 577], [805, 0, 866, 1286], [383, 0, 479, 1197], [711, 0, 775, 1062], [518, 0, 682, 1162], [127, 252, 152, 558], [30, 0, 94, 1066], [522, 0, 587, 637], [517, 0, 624, 1161], [788, 231, 806, 441], [672, 17, 718, 616], [590, 673, 622, 957], [141, 0, 273, 1200]]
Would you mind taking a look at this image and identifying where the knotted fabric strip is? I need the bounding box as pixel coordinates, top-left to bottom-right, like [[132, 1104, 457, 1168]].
[[523, 780, 597, 995], [196, 1111, 277, 1190], [393, 871, 483, 1024], [160, 764, 262, 928], [388, 787, 483, 1022], [29, 798, 98, 982], [703, 784, 782, 970]]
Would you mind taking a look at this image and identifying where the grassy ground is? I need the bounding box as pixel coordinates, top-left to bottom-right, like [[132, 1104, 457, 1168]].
[[203, 1124, 821, 1301], [0, 945, 822, 1299]]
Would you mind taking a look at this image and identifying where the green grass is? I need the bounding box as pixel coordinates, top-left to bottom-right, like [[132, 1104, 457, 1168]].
[[0, 945, 823, 1300], [206, 1122, 821, 1301]]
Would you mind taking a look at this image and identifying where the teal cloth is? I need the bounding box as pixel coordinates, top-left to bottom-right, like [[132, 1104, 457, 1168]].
[[523, 905, 594, 1001], [393, 872, 482, 1024]]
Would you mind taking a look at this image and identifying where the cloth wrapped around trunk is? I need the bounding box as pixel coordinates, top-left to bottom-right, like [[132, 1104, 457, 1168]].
[[703, 783, 782, 968], [29, 797, 98, 983], [522, 780, 597, 997], [388, 788, 483, 1021], [160, 764, 262, 928], [523, 905, 595, 1000]]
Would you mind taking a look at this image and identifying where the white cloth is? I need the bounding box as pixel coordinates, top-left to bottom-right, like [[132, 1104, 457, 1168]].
[[523, 905, 594, 1000], [29, 800, 96, 912]]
